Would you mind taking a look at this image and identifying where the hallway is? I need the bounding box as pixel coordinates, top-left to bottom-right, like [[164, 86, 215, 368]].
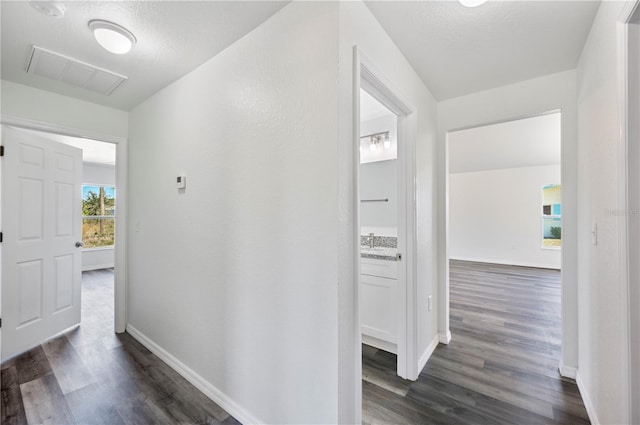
[[1, 269, 239, 425], [362, 260, 589, 424]]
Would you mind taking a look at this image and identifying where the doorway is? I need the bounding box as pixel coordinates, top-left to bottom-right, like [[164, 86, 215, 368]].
[[359, 88, 401, 373], [0, 122, 125, 361], [445, 111, 563, 368]]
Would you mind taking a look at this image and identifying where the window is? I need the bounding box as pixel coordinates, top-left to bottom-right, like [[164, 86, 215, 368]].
[[82, 185, 115, 248], [542, 184, 561, 248]]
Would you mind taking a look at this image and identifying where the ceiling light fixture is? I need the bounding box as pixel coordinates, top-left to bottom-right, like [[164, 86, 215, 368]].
[[30, 1, 65, 18], [89, 20, 136, 54], [459, 0, 488, 7]]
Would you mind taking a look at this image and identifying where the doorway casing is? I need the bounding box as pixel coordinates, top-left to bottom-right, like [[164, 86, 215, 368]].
[[352, 46, 419, 421], [617, 1, 640, 422], [0, 115, 128, 334]]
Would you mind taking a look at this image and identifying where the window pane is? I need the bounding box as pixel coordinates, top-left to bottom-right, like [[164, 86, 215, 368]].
[[542, 184, 561, 248], [82, 218, 115, 248], [82, 185, 116, 217], [542, 217, 561, 247]]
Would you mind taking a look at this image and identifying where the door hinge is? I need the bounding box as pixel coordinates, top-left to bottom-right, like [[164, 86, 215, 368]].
[[0, 232, 3, 243], [0, 145, 4, 156]]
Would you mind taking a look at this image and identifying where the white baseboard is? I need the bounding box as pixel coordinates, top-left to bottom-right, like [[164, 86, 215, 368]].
[[438, 330, 452, 344], [576, 370, 600, 425], [126, 324, 262, 425], [559, 362, 577, 379], [418, 335, 440, 374], [362, 334, 397, 354], [449, 256, 561, 270]]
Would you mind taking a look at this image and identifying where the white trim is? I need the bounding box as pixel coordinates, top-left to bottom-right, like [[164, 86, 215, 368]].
[[126, 325, 262, 425], [0, 114, 127, 334], [362, 335, 397, 354], [352, 46, 363, 425], [449, 256, 561, 271], [0, 115, 126, 145], [418, 334, 440, 374], [356, 48, 419, 382], [438, 330, 452, 344], [617, 2, 640, 424], [82, 246, 115, 252], [576, 370, 600, 425], [82, 264, 115, 272], [558, 363, 577, 379]]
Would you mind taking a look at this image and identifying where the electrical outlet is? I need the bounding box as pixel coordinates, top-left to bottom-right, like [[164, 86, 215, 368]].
[[428, 295, 432, 311]]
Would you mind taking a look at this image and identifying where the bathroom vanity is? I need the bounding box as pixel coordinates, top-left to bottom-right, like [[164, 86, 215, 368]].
[[360, 248, 398, 354]]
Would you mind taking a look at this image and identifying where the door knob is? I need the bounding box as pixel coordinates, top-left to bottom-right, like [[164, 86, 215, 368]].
[[75, 241, 84, 248]]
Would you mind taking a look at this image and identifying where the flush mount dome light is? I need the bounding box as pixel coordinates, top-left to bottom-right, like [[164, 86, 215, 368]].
[[89, 20, 136, 54], [459, 0, 488, 7]]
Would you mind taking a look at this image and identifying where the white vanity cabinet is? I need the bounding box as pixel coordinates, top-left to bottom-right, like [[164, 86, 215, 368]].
[[360, 257, 398, 354]]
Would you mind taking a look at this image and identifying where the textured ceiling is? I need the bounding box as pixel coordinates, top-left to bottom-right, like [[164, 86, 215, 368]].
[[365, 1, 600, 101], [1, 1, 289, 111], [1, 1, 601, 110], [449, 112, 561, 174]]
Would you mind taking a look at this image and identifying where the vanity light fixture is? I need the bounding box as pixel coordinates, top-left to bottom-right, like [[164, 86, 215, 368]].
[[361, 131, 391, 152], [459, 0, 488, 7], [89, 20, 136, 54]]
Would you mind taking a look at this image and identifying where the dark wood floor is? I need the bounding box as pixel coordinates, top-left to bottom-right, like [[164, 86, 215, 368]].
[[363, 260, 590, 425], [1, 268, 239, 425]]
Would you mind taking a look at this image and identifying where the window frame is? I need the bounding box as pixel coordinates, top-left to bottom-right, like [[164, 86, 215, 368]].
[[82, 183, 116, 249]]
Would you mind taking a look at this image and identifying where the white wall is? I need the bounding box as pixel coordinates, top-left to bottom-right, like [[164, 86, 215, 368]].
[[337, 2, 438, 422], [82, 162, 116, 271], [128, 3, 338, 424], [0, 80, 128, 139], [576, 1, 630, 423], [360, 158, 397, 233], [360, 115, 398, 234], [450, 165, 561, 269], [437, 70, 578, 374]]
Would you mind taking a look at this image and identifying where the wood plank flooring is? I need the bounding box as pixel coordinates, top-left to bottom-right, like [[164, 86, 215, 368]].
[[1, 268, 239, 425], [363, 260, 590, 425]]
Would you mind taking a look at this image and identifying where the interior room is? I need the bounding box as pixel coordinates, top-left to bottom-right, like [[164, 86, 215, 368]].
[[1, 1, 638, 424]]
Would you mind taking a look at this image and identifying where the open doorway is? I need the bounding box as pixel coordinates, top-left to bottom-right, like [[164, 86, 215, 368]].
[[359, 88, 403, 383], [438, 113, 591, 421], [4, 127, 118, 355]]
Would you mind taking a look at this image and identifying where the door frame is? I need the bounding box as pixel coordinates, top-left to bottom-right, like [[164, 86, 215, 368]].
[[617, 1, 640, 422], [0, 115, 128, 334], [353, 47, 419, 385]]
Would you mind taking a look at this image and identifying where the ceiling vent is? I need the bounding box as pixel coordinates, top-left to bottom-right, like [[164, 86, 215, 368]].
[[26, 46, 127, 96]]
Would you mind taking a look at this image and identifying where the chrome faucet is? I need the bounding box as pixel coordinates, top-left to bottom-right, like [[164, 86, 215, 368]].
[[368, 232, 375, 249]]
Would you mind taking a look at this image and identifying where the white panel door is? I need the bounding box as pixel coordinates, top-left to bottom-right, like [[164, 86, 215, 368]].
[[2, 126, 82, 360]]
